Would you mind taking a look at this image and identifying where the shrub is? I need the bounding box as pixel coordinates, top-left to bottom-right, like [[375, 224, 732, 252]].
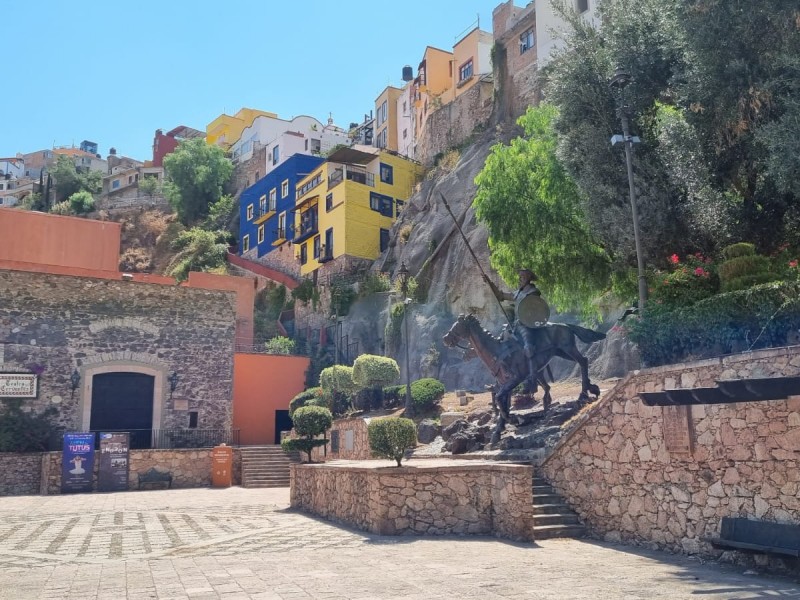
[[649, 253, 718, 311], [360, 272, 391, 296], [50, 200, 73, 215], [368, 417, 417, 466], [628, 281, 800, 366], [382, 385, 406, 408], [410, 378, 445, 410], [398, 224, 413, 244], [722, 242, 755, 260], [330, 278, 357, 316], [0, 402, 60, 452], [352, 354, 400, 389], [281, 405, 333, 462], [319, 365, 357, 395], [264, 336, 295, 355], [289, 387, 323, 417], [68, 190, 95, 214]]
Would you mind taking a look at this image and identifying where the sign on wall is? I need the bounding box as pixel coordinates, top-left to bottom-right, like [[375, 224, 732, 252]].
[[662, 405, 694, 455], [0, 373, 38, 398], [61, 433, 95, 493], [98, 432, 130, 492]]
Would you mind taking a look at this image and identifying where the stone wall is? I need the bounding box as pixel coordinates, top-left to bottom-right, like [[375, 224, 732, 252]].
[[542, 346, 800, 561], [416, 79, 495, 166], [0, 448, 242, 496], [290, 459, 534, 541], [230, 144, 267, 195], [0, 269, 236, 432], [310, 416, 372, 461]]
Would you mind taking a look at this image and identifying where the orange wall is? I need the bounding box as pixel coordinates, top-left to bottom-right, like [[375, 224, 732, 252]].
[[0, 208, 121, 271], [233, 353, 310, 445], [186, 272, 256, 346]]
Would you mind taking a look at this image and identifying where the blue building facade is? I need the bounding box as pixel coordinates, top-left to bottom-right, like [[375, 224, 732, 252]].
[[239, 154, 325, 257]]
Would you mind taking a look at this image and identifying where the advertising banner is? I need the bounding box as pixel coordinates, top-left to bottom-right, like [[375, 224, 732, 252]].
[[98, 432, 130, 492], [61, 433, 95, 493]]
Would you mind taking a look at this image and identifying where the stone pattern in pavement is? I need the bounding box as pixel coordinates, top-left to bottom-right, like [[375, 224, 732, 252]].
[[0, 487, 798, 600]]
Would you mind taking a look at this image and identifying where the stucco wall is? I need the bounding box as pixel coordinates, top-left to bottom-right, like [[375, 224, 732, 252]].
[[542, 346, 800, 559], [0, 269, 236, 433], [290, 460, 534, 541]]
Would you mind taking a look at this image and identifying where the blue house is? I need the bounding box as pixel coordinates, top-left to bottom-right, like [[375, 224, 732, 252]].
[[239, 154, 325, 257]]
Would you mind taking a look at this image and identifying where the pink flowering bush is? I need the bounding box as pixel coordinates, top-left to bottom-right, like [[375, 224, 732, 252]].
[[649, 252, 718, 310]]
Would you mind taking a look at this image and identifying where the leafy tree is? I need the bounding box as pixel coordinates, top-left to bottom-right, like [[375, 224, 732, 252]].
[[264, 336, 295, 355], [352, 354, 400, 389], [204, 194, 237, 232], [51, 155, 102, 202], [68, 190, 95, 214], [163, 138, 233, 225], [138, 175, 161, 198], [367, 417, 417, 466], [280, 405, 332, 462], [319, 365, 357, 415], [474, 105, 611, 314], [0, 403, 60, 452], [164, 228, 229, 281], [289, 387, 324, 417]]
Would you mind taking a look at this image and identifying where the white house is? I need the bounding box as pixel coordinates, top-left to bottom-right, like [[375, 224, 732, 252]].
[[536, 0, 601, 67]]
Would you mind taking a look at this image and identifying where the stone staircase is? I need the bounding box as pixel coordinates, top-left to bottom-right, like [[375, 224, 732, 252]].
[[532, 475, 587, 539], [240, 446, 299, 488]]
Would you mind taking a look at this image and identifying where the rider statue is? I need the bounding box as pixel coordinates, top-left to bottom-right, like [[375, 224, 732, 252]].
[[488, 268, 549, 388]]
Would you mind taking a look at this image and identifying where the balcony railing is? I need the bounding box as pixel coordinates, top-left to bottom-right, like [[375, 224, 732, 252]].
[[294, 211, 318, 243], [328, 166, 375, 189]]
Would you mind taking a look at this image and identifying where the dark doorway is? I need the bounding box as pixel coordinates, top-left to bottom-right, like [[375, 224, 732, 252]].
[[274, 410, 293, 445], [90, 372, 155, 449]]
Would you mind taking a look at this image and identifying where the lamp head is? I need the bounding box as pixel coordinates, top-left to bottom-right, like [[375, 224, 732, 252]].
[[609, 66, 632, 91]]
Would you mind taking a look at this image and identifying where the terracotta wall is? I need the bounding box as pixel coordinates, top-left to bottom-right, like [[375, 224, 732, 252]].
[[0, 208, 121, 271], [233, 353, 310, 445], [186, 271, 257, 346]]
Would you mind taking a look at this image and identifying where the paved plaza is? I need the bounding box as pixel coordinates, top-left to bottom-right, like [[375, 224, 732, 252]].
[[0, 487, 798, 600]]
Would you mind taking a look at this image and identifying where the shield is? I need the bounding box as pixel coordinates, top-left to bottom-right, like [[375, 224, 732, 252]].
[[518, 294, 550, 328]]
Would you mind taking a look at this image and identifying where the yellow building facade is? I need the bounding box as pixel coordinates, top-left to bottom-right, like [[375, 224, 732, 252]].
[[206, 107, 276, 149], [452, 28, 494, 98], [374, 86, 403, 152], [291, 147, 423, 276], [414, 46, 455, 141]]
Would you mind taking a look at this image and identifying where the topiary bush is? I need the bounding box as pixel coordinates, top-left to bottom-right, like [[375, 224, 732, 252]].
[[281, 405, 333, 462], [289, 387, 324, 417], [410, 378, 445, 410], [319, 365, 357, 416], [382, 385, 406, 408], [367, 417, 417, 466], [718, 243, 778, 292], [352, 354, 400, 412]]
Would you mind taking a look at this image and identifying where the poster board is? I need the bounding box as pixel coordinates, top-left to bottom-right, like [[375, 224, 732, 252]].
[[61, 433, 95, 493], [98, 432, 130, 492]]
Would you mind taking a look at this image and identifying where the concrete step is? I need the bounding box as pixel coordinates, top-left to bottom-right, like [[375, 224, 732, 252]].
[[533, 524, 587, 540], [533, 503, 574, 515], [533, 485, 555, 494], [534, 513, 581, 526], [532, 493, 562, 504], [243, 482, 290, 488]]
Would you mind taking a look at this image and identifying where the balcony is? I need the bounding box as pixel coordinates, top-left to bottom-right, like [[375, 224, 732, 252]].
[[328, 165, 375, 190], [272, 227, 287, 246], [253, 205, 276, 225], [294, 210, 318, 244], [318, 245, 333, 264], [296, 173, 324, 199]]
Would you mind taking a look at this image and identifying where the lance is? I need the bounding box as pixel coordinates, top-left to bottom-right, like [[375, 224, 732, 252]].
[[439, 193, 513, 326]]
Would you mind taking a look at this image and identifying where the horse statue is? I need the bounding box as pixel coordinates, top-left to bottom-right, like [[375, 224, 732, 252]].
[[443, 314, 606, 443]]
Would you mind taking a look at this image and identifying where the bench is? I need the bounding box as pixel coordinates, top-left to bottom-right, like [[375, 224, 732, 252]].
[[707, 517, 800, 557], [137, 468, 173, 490]]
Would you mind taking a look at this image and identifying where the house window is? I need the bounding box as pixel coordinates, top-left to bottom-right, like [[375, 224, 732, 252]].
[[370, 192, 394, 217], [188, 412, 198, 428], [310, 139, 321, 153], [325, 228, 333, 258], [380, 228, 390, 253], [112, 180, 120, 189], [246, 204, 254, 220], [313, 235, 321, 259], [379, 163, 393, 184], [259, 194, 267, 215], [326, 193, 334, 212], [281, 180, 289, 198], [242, 234, 250, 252], [272, 145, 280, 165], [576, 0, 589, 12], [258, 224, 265, 244], [269, 188, 277, 211], [376, 129, 387, 149], [377, 100, 388, 126], [520, 29, 535, 54], [459, 59, 474, 83], [300, 243, 308, 265], [255, 170, 260, 181], [277, 212, 287, 239]]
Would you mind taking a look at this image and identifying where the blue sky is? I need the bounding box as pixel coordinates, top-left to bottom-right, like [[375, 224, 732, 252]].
[[2, 0, 497, 161]]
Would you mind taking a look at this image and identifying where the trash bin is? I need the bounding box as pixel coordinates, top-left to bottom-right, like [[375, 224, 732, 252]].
[[211, 443, 233, 488]]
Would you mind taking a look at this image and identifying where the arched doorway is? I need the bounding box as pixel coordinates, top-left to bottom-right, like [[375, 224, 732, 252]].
[[89, 372, 155, 449]]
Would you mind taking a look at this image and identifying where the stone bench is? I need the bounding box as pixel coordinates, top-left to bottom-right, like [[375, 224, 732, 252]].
[[707, 517, 800, 557], [137, 468, 173, 490]]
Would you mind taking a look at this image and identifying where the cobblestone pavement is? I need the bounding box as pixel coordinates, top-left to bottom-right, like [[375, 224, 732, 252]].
[[0, 487, 798, 599]]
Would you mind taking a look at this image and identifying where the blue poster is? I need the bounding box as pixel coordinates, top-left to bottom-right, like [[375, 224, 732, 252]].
[[61, 433, 95, 493]]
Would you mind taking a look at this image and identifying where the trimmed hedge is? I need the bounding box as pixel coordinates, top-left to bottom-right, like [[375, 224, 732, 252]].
[[368, 417, 417, 466], [628, 281, 800, 366], [410, 378, 445, 410], [352, 354, 400, 389], [289, 387, 324, 417], [281, 405, 333, 462], [319, 365, 357, 395]]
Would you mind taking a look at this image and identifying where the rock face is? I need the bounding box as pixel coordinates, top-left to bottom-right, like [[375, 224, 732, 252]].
[[417, 420, 441, 444]]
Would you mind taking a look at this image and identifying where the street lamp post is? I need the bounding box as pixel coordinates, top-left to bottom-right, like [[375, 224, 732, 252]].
[[609, 66, 647, 313], [397, 262, 413, 416]]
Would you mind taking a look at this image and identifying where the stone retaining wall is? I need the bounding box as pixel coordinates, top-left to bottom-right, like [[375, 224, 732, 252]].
[[0, 448, 242, 495], [290, 459, 534, 541], [542, 346, 800, 562]]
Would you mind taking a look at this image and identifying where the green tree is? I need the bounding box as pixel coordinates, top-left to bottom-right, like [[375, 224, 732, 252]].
[[164, 228, 229, 281], [204, 194, 237, 232], [68, 190, 95, 214], [474, 105, 611, 314], [51, 155, 101, 203], [280, 405, 333, 462], [163, 138, 233, 225], [264, 336, 295, 355], [367, 417, 417, 466], [138, 175, 161, 198]]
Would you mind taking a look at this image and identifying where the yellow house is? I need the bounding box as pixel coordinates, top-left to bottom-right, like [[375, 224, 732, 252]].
[[374, 86, 403, 152], [291, 147, 423, 276], [413, 46, 455, 141], [206, 107, 276, 149], [452, 27, 493, 98]]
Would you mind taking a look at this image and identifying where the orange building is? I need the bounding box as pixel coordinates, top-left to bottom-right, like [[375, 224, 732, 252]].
[[232, 353, 310, 445]]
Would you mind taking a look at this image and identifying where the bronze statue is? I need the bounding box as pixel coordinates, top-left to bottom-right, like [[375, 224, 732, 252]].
[[443, 314, 605, 443]]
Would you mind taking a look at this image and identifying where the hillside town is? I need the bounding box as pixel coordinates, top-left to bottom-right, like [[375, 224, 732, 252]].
[[1, 0, 800, 598]]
